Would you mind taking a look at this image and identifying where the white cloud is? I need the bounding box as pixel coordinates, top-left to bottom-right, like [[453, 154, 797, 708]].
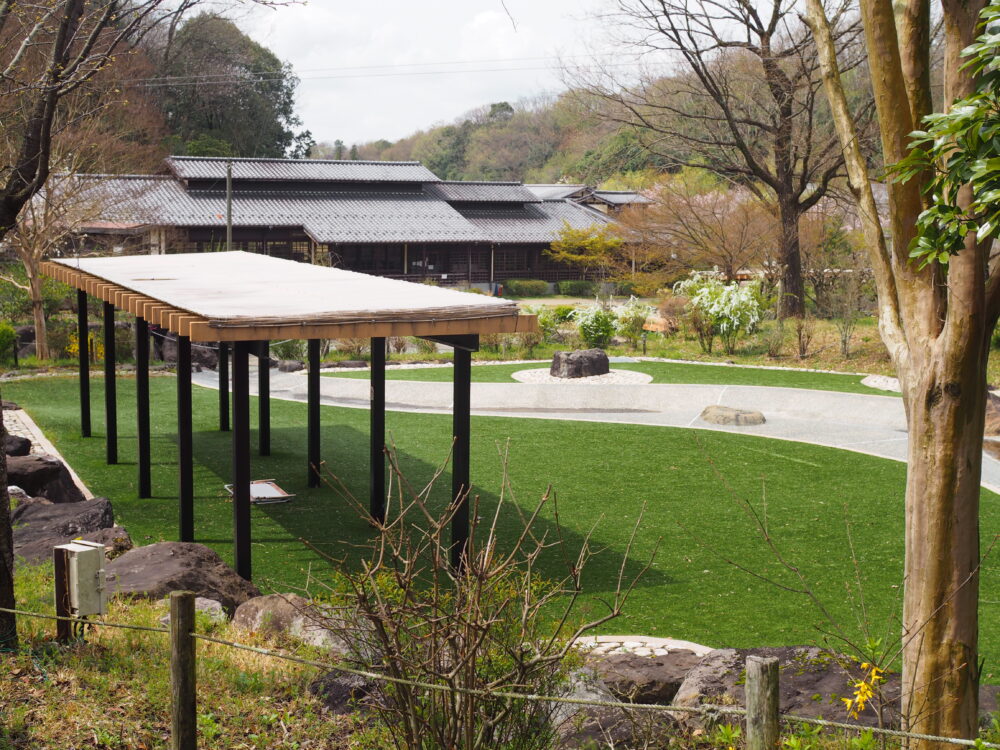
[[239, 0, 607, 146]]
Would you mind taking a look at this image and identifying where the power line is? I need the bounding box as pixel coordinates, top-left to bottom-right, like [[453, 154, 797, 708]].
[[121, 51, 636, 85], [124, 61, 645, 89]]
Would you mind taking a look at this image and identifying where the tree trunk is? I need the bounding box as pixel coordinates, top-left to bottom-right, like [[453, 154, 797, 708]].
[[777, 200, 805, 318], [899, 342, 985, 745], [28, 271, 48, 360], [0, 410, 16, 651]]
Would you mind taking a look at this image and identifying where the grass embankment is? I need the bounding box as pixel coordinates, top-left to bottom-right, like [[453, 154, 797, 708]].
[[0, 564, 359, 749], [323, 360, 891, 396], [5, 375, 1000, 677]]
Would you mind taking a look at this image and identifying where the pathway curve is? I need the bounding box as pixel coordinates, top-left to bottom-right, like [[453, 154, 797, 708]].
[[191, 364, 1000, 493]]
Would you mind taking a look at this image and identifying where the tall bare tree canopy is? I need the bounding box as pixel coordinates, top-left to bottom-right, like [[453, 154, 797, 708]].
[[804, 0, 997, 746], [579, 0, 869, 317]]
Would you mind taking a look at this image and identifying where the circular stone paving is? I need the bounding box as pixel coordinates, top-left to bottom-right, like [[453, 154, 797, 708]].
[[511, 368, 653, 385]]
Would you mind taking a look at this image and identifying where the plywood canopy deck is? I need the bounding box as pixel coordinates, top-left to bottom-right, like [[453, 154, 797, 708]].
[[44, 252, 531, 580], [43, 251, 537, 342]]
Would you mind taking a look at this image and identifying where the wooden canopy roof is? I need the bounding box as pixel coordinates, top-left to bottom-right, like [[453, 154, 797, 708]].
[[44, 252, 537, 343]]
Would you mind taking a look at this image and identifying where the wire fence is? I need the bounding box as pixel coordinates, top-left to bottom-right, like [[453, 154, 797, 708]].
[[1, 600, 995, 750]]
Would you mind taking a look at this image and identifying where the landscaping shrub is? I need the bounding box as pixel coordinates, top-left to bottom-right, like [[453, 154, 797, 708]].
[[269, 339, 306, 361], [553, 304, 576, 322], [504, 279, 550, 297], [338, 338, 369, 358], [412, 336, 439, 355], [614, 296, 656, 349], [674, 272, 767, 354], [46, 318, 74, 359], [0, 320, 15, 364], [571, 304, 617, 349], [524, 305, 559, 342], [556, 279, 595, 297], [314, 454, 646, 750]]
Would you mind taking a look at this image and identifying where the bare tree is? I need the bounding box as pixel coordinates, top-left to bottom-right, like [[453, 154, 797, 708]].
[[0, 0, 279, 656], [576, 0, 870, 317], [804, 0, 993, 745], [623, 170, 779, 282]]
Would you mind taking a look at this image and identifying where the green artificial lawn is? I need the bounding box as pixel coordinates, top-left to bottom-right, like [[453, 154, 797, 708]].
[[5, 375, 997, 679], [323, 360, 892, 395]]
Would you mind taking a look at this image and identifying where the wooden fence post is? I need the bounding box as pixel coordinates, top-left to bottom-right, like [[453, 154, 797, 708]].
[[53, 546, 72, 643], [746, 656, 780, 750], [170, 591, 196, 750]]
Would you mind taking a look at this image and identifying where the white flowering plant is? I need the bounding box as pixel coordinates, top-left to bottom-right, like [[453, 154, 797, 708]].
[[673, 273, 766, 354], [571, 303, 617, 349], [613, 296, 656, 349]]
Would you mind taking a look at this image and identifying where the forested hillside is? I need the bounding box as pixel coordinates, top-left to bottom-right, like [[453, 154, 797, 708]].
[[316, 93, 672, 188]]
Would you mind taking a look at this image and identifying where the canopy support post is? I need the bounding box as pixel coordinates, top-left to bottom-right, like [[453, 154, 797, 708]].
[[257, 340, 270, 457], [232, 340, 252, 581], [177, 335, 194, 543], [78, 290, 91, 438], [103, 302, 117, 464], [218, 342, 230, 432], [307, 338, 321, 488], [370, 337, 386, 524], [136, 317, 151, 498]]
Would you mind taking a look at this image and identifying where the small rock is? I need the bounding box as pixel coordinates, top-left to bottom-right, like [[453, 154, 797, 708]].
[[276, 359, 305, 372], [309, 672, 376, 715], [6, 453, 86, 503], [550, 349, 610, 379], [159, 597, 228, 626], [3, 433, 31, 457], [233, 593, 347, 652], [700, 405, 766, 426], [106, 542, 260, 615]]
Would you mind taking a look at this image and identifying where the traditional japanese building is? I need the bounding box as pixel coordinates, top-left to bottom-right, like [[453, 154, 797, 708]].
[[73, 156, 615, 286]]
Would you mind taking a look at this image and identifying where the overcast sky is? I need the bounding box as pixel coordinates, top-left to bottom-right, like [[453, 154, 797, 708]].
[[241, 0, 610, 147]]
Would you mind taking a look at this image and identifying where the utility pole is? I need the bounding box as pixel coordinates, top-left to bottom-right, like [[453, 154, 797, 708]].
[[226, 160, 233, 252]]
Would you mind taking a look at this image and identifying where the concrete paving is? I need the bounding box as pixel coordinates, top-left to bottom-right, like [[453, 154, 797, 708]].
[[191, 364, 1000, 494]]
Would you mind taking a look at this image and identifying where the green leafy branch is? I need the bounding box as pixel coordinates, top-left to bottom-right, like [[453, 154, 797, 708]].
[[891, 0, 1000, 267]]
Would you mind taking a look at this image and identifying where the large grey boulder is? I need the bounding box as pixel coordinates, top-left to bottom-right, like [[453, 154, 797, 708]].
[[7, 453, 86, 503], [275, 359, 304, 372], [159, 597, 228, 627], [11, 496, 128, 563], [588, 650, 702, 705], [550, 349, 610, 379], [3, 433, 31, 456], [154, 330, 218, 370], [553, 667, 673, 749], [233, 593, 347, 653], [673, 647, 900, 730], [106, 542, 260, 615], [700, 405, 766, 426]]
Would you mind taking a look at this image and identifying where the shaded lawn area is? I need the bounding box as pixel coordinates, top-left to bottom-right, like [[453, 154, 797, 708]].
[[5, 375, 997, 679], [323, 360, 891, 395]]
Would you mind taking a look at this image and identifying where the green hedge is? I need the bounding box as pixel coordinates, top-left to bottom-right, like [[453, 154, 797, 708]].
[[556, 280, 596, 297], [503, 279, 550, 297]]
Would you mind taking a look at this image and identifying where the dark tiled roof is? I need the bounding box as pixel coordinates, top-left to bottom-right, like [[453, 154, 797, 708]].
[[165, 156, 440, 183], [425, 181, 540, 203], [458, 200, 612, 244], [74, 174, 615, 245], [79, 176, 483, 243]]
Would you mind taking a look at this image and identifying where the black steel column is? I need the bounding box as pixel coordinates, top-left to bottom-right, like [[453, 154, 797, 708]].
[[177, 335, 194, 542], [370, 337, 386, 523], [307, 338, 321, 488], [257, 340, 270, 456], [136, 318, 151, 498], [218, 342, 230, 432], [232, 340, 252, 580], [78, 290, 91, 437], [102, 302, 117, 464], [450, 346, 472, 569]]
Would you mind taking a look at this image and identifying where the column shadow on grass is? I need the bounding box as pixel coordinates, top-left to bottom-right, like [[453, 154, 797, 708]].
[[189, 423, 672, 599]]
